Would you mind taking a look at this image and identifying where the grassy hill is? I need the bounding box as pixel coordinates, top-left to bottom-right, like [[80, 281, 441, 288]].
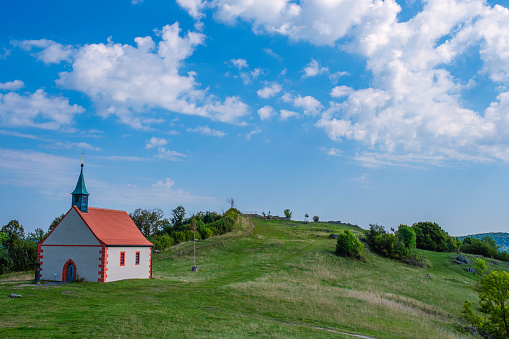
[[458, 232, 509, 252], [1, 217, 508, 338]]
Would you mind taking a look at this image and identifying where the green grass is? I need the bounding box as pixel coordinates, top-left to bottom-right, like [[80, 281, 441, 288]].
[[1, 217, 506, 338]]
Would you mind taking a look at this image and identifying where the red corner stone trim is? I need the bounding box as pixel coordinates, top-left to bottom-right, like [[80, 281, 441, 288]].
[[149, 249, 152, 279], [37, 245, 43, 278], [98, 246, 109, 283]]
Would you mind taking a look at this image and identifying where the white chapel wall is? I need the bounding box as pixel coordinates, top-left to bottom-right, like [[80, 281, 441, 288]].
[[40, 246, 101, 281], [106, 247, 151, 282], [44, 208, 100, 246]]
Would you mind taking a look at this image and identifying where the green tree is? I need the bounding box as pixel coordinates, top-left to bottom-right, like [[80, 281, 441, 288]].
[[479, 271, 509, 338], [397, 225, 416, 251], [48, 214, 65, 232], [304, 213, 309, 222], [475, 258, 488, 285], [462, 299, 485, 330], [412, 221, 452, 252], [313, 215, 319, 222], [171, 205, 186, 229], [0, 231, 7, 255], [284, 209, 292, 219], [1, 220, 24, 241], [336, 230, 364, 259], [130, 208, 168, 237], [27, 228, 46, 242]]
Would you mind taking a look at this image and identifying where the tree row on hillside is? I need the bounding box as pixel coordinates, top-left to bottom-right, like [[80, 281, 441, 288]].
[[0, 220, 44, 275], [129, 206, 240, 251]]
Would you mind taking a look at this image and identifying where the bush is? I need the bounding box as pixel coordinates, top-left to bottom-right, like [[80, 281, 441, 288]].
[[199, 227, 213, 240], [365, 224, 411, 260], [412, 221, 455, 252], [479, 271, 509, 338], [397, 225, 416, 251], [461, 237, 499, 258], [149, 233, 174, 251], [336, 230, 364, 259], [313, 216, 319, 222], [172, 231, 185, 244]]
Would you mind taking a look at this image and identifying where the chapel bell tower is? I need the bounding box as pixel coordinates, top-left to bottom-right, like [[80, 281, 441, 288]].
[[71, 151, 89, 213]]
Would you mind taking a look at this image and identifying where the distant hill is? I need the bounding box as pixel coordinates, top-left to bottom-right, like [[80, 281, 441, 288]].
[[458, 232, 509, 252]]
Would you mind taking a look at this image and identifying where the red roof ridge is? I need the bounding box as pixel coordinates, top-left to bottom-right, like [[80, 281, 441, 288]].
[[87, 206, 128, 213]]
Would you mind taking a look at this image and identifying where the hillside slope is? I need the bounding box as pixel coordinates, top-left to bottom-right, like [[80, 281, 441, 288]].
[[1, 217, 507, 338]]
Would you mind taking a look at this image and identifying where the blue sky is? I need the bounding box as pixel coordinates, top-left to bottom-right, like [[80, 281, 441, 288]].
[[1, 0, 509, 236]]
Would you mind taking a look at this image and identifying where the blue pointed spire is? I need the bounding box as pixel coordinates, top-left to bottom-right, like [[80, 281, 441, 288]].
[[72, 164, 89, 196], [72, 154, 89, 213]]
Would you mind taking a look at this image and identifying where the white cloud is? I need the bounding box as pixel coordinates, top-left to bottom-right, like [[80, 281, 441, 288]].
[[302, 58, 328, 78], [246, 128, 261, 140], [17, 39, 74, 64], [280, 109, 299, 120], [329, 71, 349, 84], [0, 89, 84, 130], [39, 22, 248, 129], [145, 137, 186, 160], [293, 95, 323, 115], [176, 0, 206, 20], [155, 147, 187, 161], [229, 58, 248, 69], [257, 105, 275, 121], [330, 86, 354, 98], [152, 178, 175, 189], [187, 125, 226, 137], [145, 137, 168, 149], [327, 148, 343, 157], [226, 59, 263, 85], [314, 0, 509, 163], [257, 83, 282, 99], [96, 177, 216, 207], [201, 0, 396, 46], [263, 48, 281, 60], [45, 142, 101, 151], [0, 80, 24, 91], [0, 148, 76, 196]]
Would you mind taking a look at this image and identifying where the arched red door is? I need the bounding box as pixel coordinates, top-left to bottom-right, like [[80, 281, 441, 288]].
[[62, 259, 76, 282]]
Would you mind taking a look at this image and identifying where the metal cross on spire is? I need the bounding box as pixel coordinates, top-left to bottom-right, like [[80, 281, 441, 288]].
[[81, 150, 85, 165]]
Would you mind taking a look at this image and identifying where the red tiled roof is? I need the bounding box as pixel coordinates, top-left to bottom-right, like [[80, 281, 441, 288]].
[[75, 206, 153, 246]]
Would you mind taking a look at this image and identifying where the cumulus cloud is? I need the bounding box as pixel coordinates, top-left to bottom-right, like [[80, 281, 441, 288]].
[[196, 0, 509, 163], [302, 58, 328, 78], [315, 0, 509, 164], [145, 136, 185, 160], [257, 105, 276, 121], [17, 39, 74, 64], [328, 71, 350, 84], [327, 148, 343, 157], [0, 89, 84, 130], [226, 59, 262, 84], [246, 128, 261, 140], [187, 125, 226, 137], [145, 137, 168, 149], [229, 58, 248, 69], [293, 95, 323, 115], [280, 109, 299, 120], [330, 86, 354, 98], [0, 80, 24, 91], [22, 22, 249, 129], [257, 83, 282, 99], [176, 0, 206, 20]]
